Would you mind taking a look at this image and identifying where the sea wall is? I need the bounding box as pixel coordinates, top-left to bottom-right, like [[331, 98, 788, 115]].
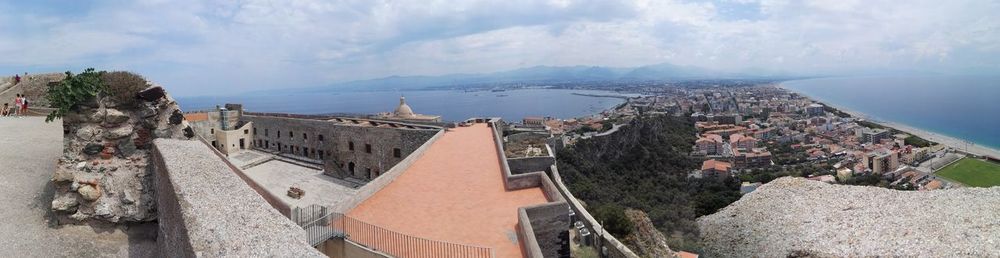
[[152, 139, 323, 257]]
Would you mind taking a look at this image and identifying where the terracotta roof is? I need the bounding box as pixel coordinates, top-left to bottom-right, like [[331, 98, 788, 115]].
[[702, 159, 732, 171], [184, 112, 208, 122]]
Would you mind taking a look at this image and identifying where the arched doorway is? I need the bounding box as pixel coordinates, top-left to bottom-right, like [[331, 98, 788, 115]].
[[348, 162, 355, 176]]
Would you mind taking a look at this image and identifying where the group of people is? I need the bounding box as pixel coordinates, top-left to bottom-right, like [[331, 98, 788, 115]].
[[2, 94, 28, 116]]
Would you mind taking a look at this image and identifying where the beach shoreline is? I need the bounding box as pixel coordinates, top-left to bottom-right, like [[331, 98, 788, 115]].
[[777, 84, 1000, 159]]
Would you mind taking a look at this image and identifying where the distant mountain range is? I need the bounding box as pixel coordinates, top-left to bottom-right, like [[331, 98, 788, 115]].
[[272, 62, 794, 93]]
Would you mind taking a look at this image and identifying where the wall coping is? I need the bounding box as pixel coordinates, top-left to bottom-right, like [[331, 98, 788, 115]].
[[153, 139, 323, 257]]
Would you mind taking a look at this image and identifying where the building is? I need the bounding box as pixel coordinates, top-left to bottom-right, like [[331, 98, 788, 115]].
[[378, 96, 442, 122], [863, 149, 899, 173], [696, 134, 725, 155], [522, 116, 546, 127], [733, 149, 772, 169], [806, 103, 825, 117], [186, 104, 255, 155], [702, 159, 732, 178], [729, 133, 758, 151], [857, 127, 891, 144]]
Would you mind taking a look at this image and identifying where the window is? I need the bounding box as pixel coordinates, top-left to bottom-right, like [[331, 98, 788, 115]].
[[349, 141, 354, 151], [244, 129, 249, 134], [393, 148, 401, 158], [253, 128, 257, 135], [318, 150, 324, 160], [277, 130, 280, 138], [210, 128, 214, 134], [366, 168, 372, 179], [265, 129, 268, 136], [289, 131, 294, 138], [303, 133, 307, 140], [365, 144, 372, 153], [319, 134, 324, 142]]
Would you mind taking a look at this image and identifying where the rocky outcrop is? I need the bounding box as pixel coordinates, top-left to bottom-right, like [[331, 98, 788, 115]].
[[51, 83, 194, 224], [698, 177, 1000, 257], [622, 209, 677, 258]]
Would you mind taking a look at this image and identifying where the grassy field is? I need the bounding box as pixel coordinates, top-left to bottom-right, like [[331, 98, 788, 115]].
[[935, 158, 1000, 187]]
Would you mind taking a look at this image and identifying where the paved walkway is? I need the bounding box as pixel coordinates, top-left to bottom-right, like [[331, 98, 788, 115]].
[[0, 117, 156, 257], [348, 123, 548, 258], [243, 160, 358, 209]]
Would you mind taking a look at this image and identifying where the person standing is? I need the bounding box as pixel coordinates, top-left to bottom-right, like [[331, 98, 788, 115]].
[[1, 103, 9, 116], [13, 94, 22, 116], [20, 95, 28, 115]]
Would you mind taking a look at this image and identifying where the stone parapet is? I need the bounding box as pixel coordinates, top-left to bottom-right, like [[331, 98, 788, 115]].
[[152, 139, 323, 257]]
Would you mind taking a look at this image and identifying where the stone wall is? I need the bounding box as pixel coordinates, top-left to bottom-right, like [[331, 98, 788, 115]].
[[242, 114, 438, 181], [152, 139, 323, 257], [51, 85, 195, 223], [508, 155, 556, 175]]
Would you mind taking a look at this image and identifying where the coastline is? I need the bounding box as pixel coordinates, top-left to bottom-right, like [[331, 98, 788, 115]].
[[777, 84, 1000, 159]]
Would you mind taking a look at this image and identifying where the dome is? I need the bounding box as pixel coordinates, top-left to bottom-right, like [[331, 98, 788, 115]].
[[394, 96, 415, 117]]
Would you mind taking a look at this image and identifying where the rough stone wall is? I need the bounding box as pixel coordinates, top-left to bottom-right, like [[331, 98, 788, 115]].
[[519, 203, 571, 258], [508, 156, 556, 175], [242, 115, 438, 181], [50, 85, 194, 223], [699, 177, 1000, 257]]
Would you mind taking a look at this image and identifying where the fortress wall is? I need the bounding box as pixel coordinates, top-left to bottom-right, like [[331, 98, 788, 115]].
[[331, 129, 445, 213], [549, 165, 642, 258], [152, 139, 323, 257], [508, 156, 556, 175], [486, 119, 572, 257], [242, 115, 438, 181]]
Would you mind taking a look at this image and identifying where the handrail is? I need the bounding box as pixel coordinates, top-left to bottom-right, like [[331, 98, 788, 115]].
[[301, 212, 494, 258]]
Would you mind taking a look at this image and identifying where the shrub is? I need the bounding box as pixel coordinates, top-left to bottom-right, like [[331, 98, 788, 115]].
[[101, 71, 147, 107], [593, 204, 634, 237], [46, 68, 106, 122]]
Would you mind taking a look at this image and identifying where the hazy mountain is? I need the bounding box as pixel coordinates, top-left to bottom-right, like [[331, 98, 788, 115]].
[[283, 62, 759, 93]]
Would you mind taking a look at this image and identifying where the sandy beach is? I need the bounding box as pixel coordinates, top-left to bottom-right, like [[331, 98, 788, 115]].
[[779, 85, 1000, 159]]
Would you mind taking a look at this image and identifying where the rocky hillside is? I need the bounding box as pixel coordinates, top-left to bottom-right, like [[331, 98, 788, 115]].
[[698, 177, 1000, 257], [622, 209, 677, 258], [0, 73, 65, 107]]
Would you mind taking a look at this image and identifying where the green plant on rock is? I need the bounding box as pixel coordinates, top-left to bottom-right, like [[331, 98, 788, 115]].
[[101, 71, 148, 107], [46, 68, 106, 122]]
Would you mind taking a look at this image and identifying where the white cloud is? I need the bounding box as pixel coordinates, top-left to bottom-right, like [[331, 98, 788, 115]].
[[0, 0, 998, 96]]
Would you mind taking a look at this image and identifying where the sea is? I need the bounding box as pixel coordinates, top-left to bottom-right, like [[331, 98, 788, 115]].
[[782, 75, 1000, 150], [175, 89, 632, 122]]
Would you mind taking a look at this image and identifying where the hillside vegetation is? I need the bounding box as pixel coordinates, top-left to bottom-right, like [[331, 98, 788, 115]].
[[557, 115, 741, 252]]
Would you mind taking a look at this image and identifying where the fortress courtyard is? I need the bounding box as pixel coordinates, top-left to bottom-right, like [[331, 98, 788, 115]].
[[348, 122, 549, 258]]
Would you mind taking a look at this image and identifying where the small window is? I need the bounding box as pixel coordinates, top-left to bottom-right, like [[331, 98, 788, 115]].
[[244, 129, 249, 134], [303, 133, 307, 140], [365, 144, 372, 153], [210, 128, 214, 134], [277, 130, 281, 138], [349, 141, 355, 151], [319, 134, 324, 142], [253, 128, 257, 135], [393, 148, 401, 158], [289, 131, 294, 138]]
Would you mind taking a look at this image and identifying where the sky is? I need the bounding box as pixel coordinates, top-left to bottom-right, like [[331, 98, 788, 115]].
[[1, 0, 998, 97]]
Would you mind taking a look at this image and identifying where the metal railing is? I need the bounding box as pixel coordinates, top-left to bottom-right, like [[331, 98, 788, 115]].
[[299, 211, 494, 258]]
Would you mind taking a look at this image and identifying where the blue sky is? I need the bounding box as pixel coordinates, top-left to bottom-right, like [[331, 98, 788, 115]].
[[1, 0, 998, 96]]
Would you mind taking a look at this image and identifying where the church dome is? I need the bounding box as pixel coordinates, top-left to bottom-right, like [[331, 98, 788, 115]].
[[394, 96, 415, 117]]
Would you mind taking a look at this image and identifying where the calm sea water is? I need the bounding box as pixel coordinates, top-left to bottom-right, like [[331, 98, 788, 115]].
[[783, 75, 1000, 150], [176, 89, 630, 122]]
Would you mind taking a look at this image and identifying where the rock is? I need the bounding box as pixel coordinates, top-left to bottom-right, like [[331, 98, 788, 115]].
[[75, 162, 87, 169], [51, 196, 79, 212], [138, 106, 157, 118], [103, 108, 130, 124], [94, 202, 113, 217], [137, 86, 165, 102], [70, 210, 90, 221], [134, 128, 151, 149], [53, 169, 75, 183], [82, 143, 104, 155], [78, 184, 102, 201], [122, 191, 135, 204], [75, 125, 103, 141], [71, 181, 80, 191], [118, 138, 137, 157], [168, 109, 184, 125], [183, 125, 195, 138], [103, 124, 134, 139]]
